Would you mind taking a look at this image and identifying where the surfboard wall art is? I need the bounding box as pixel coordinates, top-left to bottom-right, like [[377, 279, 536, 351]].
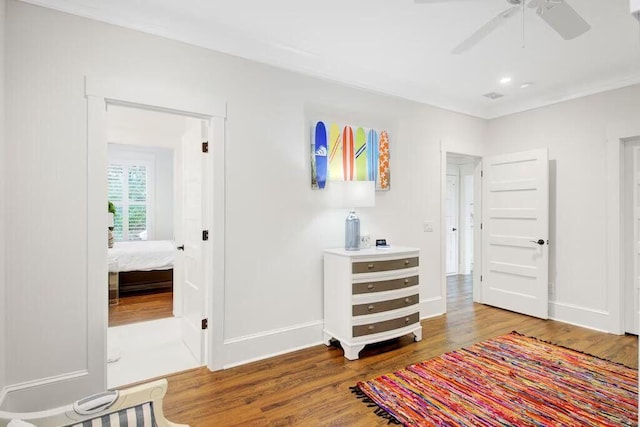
[[311, 121, 390, 191]]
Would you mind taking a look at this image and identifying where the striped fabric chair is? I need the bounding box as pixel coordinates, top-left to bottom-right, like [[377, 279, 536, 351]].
[[0, 379, 187, 427]]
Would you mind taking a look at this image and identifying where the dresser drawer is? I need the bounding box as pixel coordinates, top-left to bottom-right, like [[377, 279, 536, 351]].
[[352, 294, 419, 316], [353, 275, 418, 294], [352, 257, 419, 274], [352, 312, 420, 337]]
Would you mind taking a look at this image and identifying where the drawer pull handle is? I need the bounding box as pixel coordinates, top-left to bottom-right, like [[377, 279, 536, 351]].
[[367, 305, 375, 311], [404, 279, 409, 284], [368, 325, 375, 331], [405, 298, 411, 304], [367, 284, 375, 290], [405, 317, 410, 323], [404, 260, 410, 265], [367, 264, 375, 270]]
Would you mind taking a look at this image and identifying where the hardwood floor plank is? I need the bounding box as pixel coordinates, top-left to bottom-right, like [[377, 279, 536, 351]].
[[151, 274, 637, 426], [108, 291, 173, 327]]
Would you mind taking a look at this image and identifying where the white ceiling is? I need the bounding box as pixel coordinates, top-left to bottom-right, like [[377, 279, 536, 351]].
[[20, 0, 640, 118]]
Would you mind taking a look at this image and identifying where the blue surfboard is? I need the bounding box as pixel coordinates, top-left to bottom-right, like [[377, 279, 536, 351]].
[[366, 129, 379, 183], [315, 122, 328, 189]]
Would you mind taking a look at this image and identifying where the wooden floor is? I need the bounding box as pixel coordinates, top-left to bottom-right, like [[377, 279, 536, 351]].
[[157, 275, 638, 426], [108, 291, 173, 327]]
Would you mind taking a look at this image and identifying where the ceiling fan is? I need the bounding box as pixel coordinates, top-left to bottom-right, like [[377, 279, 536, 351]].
[[415, 0, 590, 54]]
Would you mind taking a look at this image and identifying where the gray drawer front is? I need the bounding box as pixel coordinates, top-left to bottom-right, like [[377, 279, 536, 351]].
[[352, 275, 418, 294], [352, 257, 419, 274], [353, 312, 420, 337], [352, 294, 419, 316]]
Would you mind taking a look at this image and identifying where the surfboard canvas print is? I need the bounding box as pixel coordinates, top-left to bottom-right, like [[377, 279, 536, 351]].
[[311, 121, 390, 191], [328, 123, 342, 181], [314, 122, 328, 189]]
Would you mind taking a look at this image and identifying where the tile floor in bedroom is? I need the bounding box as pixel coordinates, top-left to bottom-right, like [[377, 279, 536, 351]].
[[107, 316, 201, 388]]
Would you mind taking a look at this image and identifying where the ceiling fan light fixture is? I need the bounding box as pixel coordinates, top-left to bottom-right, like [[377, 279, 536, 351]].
[[499, 76, 512, 85], [483, 92, 505, 100]]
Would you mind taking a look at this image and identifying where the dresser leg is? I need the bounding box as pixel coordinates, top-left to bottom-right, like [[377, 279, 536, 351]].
[[413, 328, 422, 342], [342, 344, 365, 360]]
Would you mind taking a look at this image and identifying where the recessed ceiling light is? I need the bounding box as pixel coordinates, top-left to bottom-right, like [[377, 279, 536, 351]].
[[499, 77, 512, 85], [520, 82, 534, 89]]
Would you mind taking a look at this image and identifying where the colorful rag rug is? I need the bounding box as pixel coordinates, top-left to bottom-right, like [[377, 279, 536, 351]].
[[352, 332, 638, 426]]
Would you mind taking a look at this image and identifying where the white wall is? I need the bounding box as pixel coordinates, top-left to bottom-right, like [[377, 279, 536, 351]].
[[4, 0, 486, 408], [486, 84, 640, 332], [108, 144, 175, 240], [0, 0, 7, 399]]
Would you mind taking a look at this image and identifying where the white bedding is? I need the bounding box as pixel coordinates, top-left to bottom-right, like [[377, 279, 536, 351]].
[[108, 240, 176, 272]]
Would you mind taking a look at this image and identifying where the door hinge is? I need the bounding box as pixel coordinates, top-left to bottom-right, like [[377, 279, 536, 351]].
[[202, 141, 209, 153], [480, 275, 483, 282], [481, 170, 483, 177], [202, 230, 209, 241], [480, 223, 483, 230], [201, 318, 208, 330]]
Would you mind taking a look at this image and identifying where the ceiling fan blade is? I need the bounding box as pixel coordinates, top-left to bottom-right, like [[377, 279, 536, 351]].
[[452, 6, 520, 54], [531, 0, 590, 40]]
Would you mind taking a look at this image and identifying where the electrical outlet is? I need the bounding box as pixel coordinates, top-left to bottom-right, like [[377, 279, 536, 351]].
[[423, 221, 434, 232], [360, 234, 372, 248]]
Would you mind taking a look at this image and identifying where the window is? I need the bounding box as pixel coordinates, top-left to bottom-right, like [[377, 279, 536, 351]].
[[108, 159, 154, 241]]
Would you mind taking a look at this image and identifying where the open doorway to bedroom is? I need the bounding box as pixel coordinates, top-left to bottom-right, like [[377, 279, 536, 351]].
[[444, 153, 481, 312], [106, 104, 203, 388]]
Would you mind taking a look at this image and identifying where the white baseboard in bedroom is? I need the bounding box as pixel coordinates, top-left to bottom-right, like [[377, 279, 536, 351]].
[[223, 320, 324, 369], [549, 301, 613, 334], [0, 370, 88, 412], [420, 296, 445, 319]]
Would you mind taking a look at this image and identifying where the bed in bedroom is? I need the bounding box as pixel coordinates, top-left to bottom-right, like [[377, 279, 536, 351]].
[[108, 240, 176, 297]]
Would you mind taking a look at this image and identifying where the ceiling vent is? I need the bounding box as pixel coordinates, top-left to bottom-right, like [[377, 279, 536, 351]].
[[483, 92, 505, 100]]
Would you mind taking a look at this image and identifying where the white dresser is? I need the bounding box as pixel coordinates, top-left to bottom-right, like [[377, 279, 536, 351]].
[[323, 246, 422, 360]]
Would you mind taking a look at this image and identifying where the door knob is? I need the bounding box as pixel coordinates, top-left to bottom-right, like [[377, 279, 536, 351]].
[[529, 239, 545, 246], [177, 245, 185, 251], [452, 228, 457, 231]]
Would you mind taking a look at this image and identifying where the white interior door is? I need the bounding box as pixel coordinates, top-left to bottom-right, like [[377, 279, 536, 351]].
[[481, 148, 549, 319], [180, 119, 208, 363], [446, 174, 459, 275]]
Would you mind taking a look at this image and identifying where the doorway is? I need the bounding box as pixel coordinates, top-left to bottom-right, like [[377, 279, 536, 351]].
[[105, 104, 205, 387], [444, 153, 481, 309], [623, 138, 640, 335]]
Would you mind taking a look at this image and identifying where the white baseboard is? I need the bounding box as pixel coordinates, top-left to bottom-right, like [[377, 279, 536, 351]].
[[420, 296, 445, 319], [0, 370, 88, 412], [549, 301, 613, 334], [223, 320, 324, 369]]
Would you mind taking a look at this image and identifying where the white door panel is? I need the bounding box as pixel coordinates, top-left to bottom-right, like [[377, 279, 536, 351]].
[[482, 148, 549, 319], [180, 120, 207, 363]]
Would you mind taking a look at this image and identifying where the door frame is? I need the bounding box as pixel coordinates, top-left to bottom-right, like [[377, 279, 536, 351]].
[[607, 123, 640, 334], [440, 151, 483, 309], [623, 141, 640, 334], [86, 77, 226, 390]]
